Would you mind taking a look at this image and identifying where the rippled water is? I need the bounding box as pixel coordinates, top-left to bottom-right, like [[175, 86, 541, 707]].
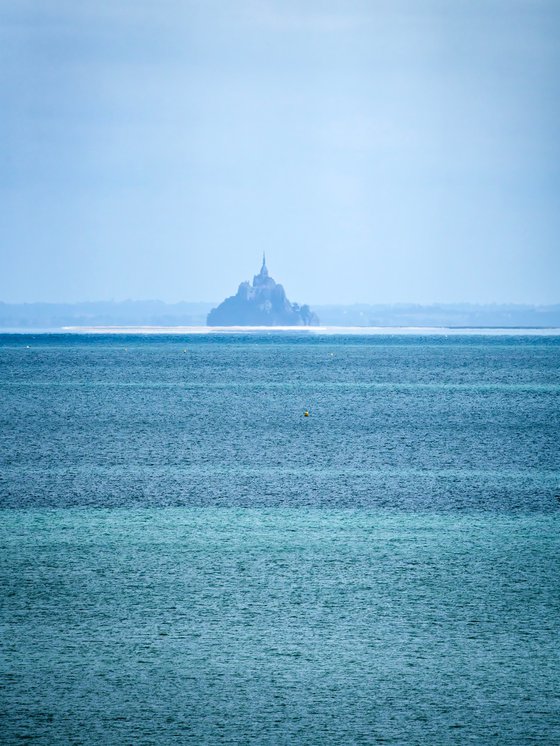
[[1, 334, 559, 743]]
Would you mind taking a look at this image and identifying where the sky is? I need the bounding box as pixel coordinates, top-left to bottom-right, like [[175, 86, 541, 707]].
[[1, 0, 559, 305]]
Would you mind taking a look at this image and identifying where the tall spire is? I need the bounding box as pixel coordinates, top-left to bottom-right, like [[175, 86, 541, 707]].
[[253, 252, 270, 286], [260, 252, 268, 277]]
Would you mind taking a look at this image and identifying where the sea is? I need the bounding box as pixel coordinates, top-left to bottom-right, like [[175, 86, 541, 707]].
[[1, 332, 559, 744]]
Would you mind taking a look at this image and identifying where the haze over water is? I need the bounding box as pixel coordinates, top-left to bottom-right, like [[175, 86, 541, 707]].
[[1, 333, 559, 743]]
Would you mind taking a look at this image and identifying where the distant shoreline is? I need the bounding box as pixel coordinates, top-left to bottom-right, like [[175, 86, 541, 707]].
[[2, 302, 560, 330], [0, 325, 554, 336]]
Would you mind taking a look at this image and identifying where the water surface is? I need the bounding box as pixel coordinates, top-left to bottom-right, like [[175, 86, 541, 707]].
[[1, 334, 559, 743]]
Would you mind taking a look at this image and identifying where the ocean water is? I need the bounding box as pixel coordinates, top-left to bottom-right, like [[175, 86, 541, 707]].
[[1, 334, 559, 744]]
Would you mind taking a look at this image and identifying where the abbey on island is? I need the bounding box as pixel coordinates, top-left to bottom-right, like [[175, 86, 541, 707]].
[[207, 256, 319, 326]]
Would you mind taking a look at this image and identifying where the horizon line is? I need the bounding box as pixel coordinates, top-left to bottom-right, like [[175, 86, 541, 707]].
[[1, 300, 560, 308]]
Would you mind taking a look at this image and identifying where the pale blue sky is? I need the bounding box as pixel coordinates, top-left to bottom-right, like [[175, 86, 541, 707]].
[[1, 0, 559, 304]]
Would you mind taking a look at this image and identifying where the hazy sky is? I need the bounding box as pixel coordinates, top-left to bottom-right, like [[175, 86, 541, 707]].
[[1, 0, 559, 305]]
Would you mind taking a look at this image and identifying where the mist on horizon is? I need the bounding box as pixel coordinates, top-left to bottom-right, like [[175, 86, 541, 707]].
[[2, 1, 559, 306]]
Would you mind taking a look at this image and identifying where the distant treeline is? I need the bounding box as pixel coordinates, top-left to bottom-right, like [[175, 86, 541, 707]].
[[0, 301, 559, 329], [0, 301, 214, 329], [314, 303, 560, 328]]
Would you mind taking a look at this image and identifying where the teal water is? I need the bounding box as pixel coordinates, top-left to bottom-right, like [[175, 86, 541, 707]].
[[1, 334, 559, 743]]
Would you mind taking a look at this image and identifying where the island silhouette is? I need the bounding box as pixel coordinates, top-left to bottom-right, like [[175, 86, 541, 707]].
[[207, 255, 319, 326]]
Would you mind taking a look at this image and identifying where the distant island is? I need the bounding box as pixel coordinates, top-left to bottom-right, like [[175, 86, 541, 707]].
[[207, 256, 319, 326]]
